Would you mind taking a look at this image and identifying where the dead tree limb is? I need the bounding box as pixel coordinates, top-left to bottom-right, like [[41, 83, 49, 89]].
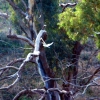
[[5, 0, 26, 16], [85, 67, 100, 85], [0, 58, 24, 77], [60, 3, 77, 12], [7, 34, 34, 47], [13, 89, 45, 100]]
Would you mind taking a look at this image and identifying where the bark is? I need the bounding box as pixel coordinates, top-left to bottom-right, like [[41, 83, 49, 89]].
[[40, 49, 55, 88], [60, 93, 68, 100], [32, 29, 58, 100], [72, 41, 83, 84], [39, 51, 60, 100], [28, 0, 37, 40], [62, 41, 83, 100]]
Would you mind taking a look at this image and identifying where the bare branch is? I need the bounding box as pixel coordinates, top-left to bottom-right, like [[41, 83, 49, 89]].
[[7, 34, 34, 47], [13, 88, 74, 100], [85, 67, 100, 85], [0, 47, 39, 90], [44, 77, 61, 82], [0, 73, 19, 90], [93, 77, 100, 85], [13, 89, 45, 100], [74, 76, 100, 98], [0, 72, 17, 81], [18, 20, 31, 38], [0, 66, 19, 71], [39, 92, 46, 100], [21, 0, 27, 10], [60, 3, 77, 12], [6, 0, 26, 16], [0, 58, 24, 77], [0, 58, 27, 90], [74, 82, 94, 97], [7, 58, 25, 66]]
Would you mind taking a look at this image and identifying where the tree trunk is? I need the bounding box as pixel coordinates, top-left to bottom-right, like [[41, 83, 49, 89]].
[[62, 41, 83, 100], [72, 41, 83, 84]]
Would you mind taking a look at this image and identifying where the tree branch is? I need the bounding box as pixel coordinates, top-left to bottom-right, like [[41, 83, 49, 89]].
[[6, 0, 26, 16], [60, 3, 77, 12], [7, 34, 34, 47], [0, 73, 19, 90], [0, 58, 24, 77], [21, 0, 28, 10], [18, 20, 31, 38], [85, 67, 100, 85], [0, 58, 28, 90], [13, 87, 74, 100], [0, 48, 38, 90], [0, 72, 17, 81], [0, 66, 19, 71], [13, 89, 45, 100]]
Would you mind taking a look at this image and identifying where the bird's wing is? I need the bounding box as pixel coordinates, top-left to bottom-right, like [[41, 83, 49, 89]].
[[43, 42, 53, 48]]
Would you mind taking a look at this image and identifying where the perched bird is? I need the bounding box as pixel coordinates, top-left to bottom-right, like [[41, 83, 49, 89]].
[[41, 38, 53, 48]]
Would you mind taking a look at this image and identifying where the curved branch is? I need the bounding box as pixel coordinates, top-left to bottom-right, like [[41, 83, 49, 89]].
[[0, 72, 17, 81], [13, 89, 45, 100], [0, 58, 27, 90], [0, 74, 19, 90], [0, 51, 37, 91], [7, 34, 34, 47], [0, 58, 24, 77], [0, 66, 19, 71], [60, 3, 77, 12], [21, 0, 27, 10], [7, 58, 25, 66], [6, 0, 26, 16], [13, 88, 73, 100]]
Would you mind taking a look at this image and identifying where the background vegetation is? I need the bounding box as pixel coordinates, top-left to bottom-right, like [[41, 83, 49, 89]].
[[0, 0, 100, 100]]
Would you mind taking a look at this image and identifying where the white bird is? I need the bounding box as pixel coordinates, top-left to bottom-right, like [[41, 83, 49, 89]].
[[41, 38, 53, 48], [95, 32, 100, 35]]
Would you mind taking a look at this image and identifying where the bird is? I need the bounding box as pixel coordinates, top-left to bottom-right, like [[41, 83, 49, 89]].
[[41, 38, 53, 48]]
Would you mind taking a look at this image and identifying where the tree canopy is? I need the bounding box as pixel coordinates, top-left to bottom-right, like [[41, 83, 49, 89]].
[[58, 0, 100, 46]]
